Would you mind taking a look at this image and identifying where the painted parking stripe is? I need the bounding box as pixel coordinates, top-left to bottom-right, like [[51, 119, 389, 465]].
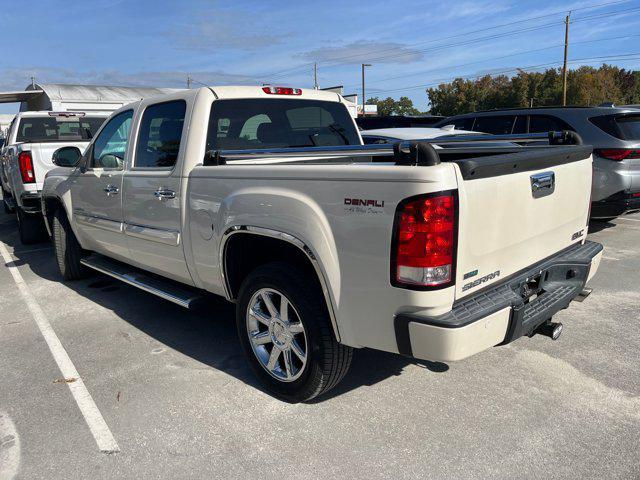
[[0, 241, 119, 454]]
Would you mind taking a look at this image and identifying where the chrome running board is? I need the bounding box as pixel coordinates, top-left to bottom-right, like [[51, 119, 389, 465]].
[[80, 254, 204, 309]]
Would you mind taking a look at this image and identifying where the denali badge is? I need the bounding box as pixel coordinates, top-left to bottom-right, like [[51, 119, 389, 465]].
[[462, 270, 500, 292], [344, 197, 385, 215], [344, 198, 385, 207]]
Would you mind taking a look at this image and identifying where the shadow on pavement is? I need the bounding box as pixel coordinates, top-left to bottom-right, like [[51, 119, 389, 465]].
[[0, 210, 449, 402]]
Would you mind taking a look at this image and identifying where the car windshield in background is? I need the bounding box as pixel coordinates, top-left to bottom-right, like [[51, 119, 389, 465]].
[[16, 116, 105, 143], [206, 99, 360, 151], [590, 114, 640, 141]]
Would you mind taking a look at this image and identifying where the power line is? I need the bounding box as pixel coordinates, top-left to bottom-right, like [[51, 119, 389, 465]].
[[260, 0, 634, 80], [347, 33, 640, 88], [342, 33, 640, 90], [367, 52, 640, 95]]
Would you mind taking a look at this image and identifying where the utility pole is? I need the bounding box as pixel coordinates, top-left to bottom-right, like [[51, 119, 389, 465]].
[[187, 74, 192, 89], [361, 63, 371, 117], [30, 75, 36, 89], [313, 63, 319, 89], [562, 12, 571, 106]]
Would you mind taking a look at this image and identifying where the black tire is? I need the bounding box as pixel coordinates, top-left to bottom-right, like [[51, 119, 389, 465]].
[[16, 207, 47, 244], [236, 262, 352, 402], [52, 208, 88, 280]]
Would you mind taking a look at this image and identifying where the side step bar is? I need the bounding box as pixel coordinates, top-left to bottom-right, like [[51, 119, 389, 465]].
[[80, 254, 204, 309]]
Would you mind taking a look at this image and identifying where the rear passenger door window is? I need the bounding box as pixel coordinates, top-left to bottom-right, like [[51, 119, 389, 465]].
[[472, 116, 516, 135], [528, 115, 573, 133], [134, 101, 186, 168]]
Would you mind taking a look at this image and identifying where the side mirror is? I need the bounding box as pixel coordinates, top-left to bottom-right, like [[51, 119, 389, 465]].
[[52, 146, 82, 167]]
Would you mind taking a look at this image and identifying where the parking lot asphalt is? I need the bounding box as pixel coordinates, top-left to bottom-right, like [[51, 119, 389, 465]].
[[0, 209, 638, 480]]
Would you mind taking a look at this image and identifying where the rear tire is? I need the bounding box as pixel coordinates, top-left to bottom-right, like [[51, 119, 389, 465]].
[[16, 207, 47, 244], [236, 262, 352, 402], [52, 209, 88, 280]]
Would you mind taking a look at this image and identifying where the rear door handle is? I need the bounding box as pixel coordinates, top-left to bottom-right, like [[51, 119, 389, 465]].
[[154, 188, 175, 200], [103, 185, 119, 196]]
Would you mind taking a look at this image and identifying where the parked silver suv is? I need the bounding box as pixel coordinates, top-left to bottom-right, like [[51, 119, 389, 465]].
[[437, 106, 640, 219]]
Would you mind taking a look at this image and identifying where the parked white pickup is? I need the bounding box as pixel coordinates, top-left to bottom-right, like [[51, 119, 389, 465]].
[[41, 86, 602, 401], [1, 111, 108, 243]]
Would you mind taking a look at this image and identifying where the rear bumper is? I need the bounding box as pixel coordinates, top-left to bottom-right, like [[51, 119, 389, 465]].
[[394, 241, 603, 362], [590, 191, 640, 219], [19, 192, 42, 213]]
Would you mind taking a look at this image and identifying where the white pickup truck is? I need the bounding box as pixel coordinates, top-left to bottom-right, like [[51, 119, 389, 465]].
[[1, 111, 108, 243], [41, 86, 602, 401]]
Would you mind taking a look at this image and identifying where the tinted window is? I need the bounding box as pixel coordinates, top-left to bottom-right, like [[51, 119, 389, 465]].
[[135, 101, 186, 168], [91, 110, 133, 169], [591, 114, 640, 140], [206, 99, 360, 151], [528, 115, 573, 133], [472, 116, 515, 135], [512, 115, 527, 134], [16, 116, 105, 143]]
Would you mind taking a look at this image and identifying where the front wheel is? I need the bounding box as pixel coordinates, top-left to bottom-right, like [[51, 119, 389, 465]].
[[52, 209, 88, 280], [236, 262, 352, 402]]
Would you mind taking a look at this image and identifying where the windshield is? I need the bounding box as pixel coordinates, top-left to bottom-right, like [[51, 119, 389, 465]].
[[206, 99, 360, 151], [16, 116, 106, 143]]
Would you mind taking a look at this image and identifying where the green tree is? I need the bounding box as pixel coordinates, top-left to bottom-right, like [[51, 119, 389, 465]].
[[426, 64, 639, 115], [367, 96, 421, 115]]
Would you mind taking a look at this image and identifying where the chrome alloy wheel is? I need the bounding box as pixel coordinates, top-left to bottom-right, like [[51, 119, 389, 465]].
[[246, 288, 308, 382]]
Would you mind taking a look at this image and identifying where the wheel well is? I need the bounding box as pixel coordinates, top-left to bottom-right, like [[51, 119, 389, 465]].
[[224, 233, 323, 301]]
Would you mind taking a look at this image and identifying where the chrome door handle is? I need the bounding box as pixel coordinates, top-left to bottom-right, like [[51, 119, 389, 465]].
[[154, 188, 175, 200], [103, 185, 119, 196]]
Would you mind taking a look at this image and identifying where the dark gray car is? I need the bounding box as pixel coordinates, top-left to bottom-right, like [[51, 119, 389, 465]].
[[436, 106, 640, 219]]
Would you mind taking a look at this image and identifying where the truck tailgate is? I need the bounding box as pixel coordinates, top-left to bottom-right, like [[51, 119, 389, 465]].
[[453, 146, 593, 299], [28, 141, 88, 189]]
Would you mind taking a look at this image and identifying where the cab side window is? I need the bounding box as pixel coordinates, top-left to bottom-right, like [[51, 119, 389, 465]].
[[135, 101, 186, 168], [472, 115, 516, 135], [528, 115, 574, 133], [91, 110, 133, 170]]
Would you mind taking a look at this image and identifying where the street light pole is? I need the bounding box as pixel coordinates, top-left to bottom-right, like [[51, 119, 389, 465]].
[[361, 63, 371, 117]]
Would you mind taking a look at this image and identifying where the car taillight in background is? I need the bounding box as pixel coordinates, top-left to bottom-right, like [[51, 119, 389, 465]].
[[18, 151, 35, 183], [262, 86, 302, 95], [594, 149, 640, 161], [391, 192, 457, 289]]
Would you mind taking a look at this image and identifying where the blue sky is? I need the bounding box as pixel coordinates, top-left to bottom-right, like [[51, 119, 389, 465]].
[[1, 0, 639, 114]]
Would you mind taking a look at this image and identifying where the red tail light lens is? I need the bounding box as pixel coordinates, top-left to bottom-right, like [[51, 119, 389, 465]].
[[392, 192, 456, 288], [262, 86, 302, 95], [594, 149, 640, 161], [18, 151, 35, 183]]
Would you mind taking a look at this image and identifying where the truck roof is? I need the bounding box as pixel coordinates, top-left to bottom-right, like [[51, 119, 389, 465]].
[[14, 110, 110, 119], [207, 86, 344, 102]]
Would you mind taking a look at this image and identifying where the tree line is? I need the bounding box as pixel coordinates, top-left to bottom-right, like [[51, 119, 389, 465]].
[[367, 64, 640, 117]]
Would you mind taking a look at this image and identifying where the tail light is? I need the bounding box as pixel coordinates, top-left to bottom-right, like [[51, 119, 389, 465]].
[[391, 192, 457, 289], [18, 151, 35, 183], [594, 149, 640, 161], [262, 86, 302, 95]]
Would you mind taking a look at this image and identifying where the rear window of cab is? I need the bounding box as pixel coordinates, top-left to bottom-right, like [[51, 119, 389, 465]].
[[206, 99, 360, 151]]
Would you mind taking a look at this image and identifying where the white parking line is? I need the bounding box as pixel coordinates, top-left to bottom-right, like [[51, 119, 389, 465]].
[[0, 241, 119, 454], [617, 217, 640, 222]]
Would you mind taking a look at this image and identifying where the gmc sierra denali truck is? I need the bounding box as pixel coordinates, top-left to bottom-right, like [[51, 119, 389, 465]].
[[40, 86, 603, 402], [1, 111, 108, 243]]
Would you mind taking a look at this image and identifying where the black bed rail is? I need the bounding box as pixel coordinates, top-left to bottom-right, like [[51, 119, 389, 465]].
[[202, 130, 583, 166]]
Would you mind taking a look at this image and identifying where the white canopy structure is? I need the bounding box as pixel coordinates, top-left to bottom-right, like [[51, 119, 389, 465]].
[[0, 83, 184, 113]]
